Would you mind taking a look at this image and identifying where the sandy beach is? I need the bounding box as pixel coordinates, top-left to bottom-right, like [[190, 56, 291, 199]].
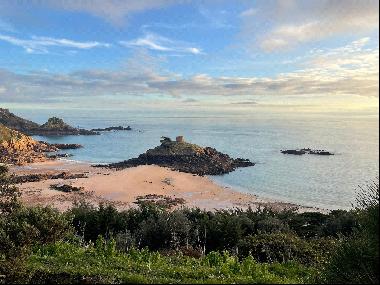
[[10, 159, 319, 212]]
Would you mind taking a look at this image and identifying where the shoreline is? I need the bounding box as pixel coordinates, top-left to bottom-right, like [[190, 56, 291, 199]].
[[10, 159, 326, 213]]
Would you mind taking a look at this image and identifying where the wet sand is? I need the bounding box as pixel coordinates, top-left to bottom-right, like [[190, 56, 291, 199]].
[[10, 160, 321, 212]]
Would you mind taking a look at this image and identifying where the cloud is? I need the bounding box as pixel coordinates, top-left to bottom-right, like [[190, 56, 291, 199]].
[[230, 101, 258, 105], [0, 38, 377, 105], [239, 8, 256, 18], [198, 5, 233, 29], [120, 33, 203, 54], [0, 34, 110, 53], [0, 0, 184, 26], [181, 98, 199, 103], [241, 0, 379, 52]]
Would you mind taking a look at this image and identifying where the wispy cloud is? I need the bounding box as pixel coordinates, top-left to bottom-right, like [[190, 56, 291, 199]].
[[119, 33, 203, 55], [0, 0, 182, 26], [0, 38, 377, 105], [0, 34, 110, 53], [241, 0, 379, 52], [198, 6, 232, 29]]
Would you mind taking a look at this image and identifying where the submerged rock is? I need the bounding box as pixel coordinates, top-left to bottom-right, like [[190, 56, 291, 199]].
[[97, 136, 254, 175]]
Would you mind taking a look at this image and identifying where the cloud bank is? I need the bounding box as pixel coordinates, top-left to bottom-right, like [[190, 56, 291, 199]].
[[0, 38, 377, 105], [241, 0, 379, 52]]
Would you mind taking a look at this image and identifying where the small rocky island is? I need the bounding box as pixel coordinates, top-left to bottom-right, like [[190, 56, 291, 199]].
[[281, 148, 334, 155], [91, 126, 132, 132], [37, 117, 98, 136], [98, 136, 254, 175]]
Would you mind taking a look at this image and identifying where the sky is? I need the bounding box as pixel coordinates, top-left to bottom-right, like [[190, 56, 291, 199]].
[[0, 0, 378, 111]]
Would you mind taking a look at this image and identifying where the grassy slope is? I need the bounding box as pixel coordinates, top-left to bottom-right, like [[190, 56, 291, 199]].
[[147, 141, 204, 156], [27, 242, 316, 284]]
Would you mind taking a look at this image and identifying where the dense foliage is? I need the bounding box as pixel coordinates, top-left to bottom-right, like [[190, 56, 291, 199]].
[[68, 202, 355, 264], [0, 165, 378, 284], [320, 181, 379, 284]]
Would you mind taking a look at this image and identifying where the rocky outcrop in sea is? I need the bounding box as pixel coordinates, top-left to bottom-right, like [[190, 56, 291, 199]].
[[36, 117, 98, 136], [91, 126, 132, 132], [97, 136, 254, 175], [281, 148, 334, 155], [39, 142, 83, 150]]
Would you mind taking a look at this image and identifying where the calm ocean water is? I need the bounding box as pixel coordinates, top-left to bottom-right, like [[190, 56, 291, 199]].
[[14, 107, 379, 210]]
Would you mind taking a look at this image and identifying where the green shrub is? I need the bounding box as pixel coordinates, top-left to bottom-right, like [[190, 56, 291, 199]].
[[0, 164, 21, 214], [237, 232, 336, 265], [321, 180, 379, 284], [0, 206, 73, 282], [0, 166, 73, 282]]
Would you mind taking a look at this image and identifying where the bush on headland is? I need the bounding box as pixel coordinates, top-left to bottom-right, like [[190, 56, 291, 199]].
[[0, 165, 378, 284]]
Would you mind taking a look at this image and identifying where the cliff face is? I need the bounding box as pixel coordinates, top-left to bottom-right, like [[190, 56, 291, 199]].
[[0, 109, 98, 136], [0, 124, 56, 165]]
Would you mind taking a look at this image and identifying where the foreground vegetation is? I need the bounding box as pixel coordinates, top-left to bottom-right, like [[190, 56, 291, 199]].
[[27, 242, 315, 284], [0, 165, 378, 283]]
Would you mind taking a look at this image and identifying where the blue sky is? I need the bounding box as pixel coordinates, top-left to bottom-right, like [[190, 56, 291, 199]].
[[0, 0, 378, 111]]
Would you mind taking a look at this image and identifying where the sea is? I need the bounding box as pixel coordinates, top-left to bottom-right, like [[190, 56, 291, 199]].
[[13, 107, 379, 210]]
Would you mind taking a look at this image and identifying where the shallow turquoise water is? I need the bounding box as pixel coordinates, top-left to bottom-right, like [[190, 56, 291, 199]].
[[14, 108, 379, 210]]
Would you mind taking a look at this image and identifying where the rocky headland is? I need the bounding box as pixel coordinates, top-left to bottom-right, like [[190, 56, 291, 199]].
[[0, 108, 41, 134], [0, 108, 136, 136], [281, 148, 334, 155], [0, 108, 98, 136], [0, 124, 57, 165], [97, 136, 254, 175]]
